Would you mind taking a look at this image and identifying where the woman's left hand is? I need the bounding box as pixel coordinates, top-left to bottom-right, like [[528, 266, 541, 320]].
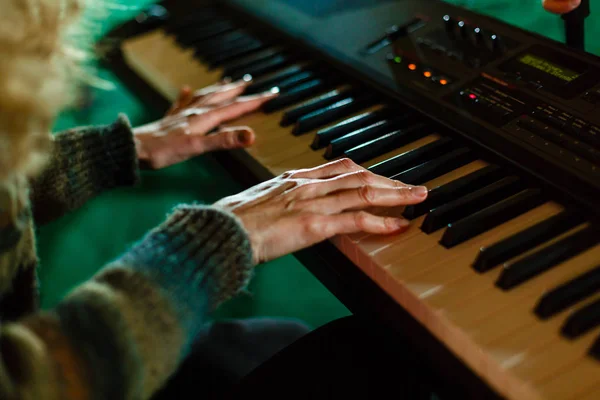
[[133, 78, 278, 169]]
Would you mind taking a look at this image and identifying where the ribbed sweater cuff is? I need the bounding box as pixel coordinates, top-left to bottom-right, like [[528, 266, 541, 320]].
[[101, 114, 140, 188], [117, 204, 254, 333], [50, 114, 140, 192]]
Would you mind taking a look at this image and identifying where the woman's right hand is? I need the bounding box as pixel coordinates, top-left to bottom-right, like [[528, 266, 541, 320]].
[[542, 0, 581, 14], [214, 159, 429, 265]]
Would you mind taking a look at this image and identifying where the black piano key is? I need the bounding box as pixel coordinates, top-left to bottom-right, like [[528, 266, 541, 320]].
[[281, 88, 358, 127], [369, 137, 455, 178], [391, 147, 476, 186], [311, 108, 394, 149], [535, 265, 600, 319], [441, 189, 546, 248], [403, 165, 504, 220], [474, 211, 585, 273], [345, 123, 434, 164], [221, 48, 281, 78], [325, 114, 417, 159], [176, 21, 237, 46], [166, 10, 220, 33], [205, 41, 267, 67], [193, 31, 249, 54], [590, 335, 600, 360], [228, 54, 296, 81], [245, 66, 309, 94], [421, 176, 523, 234], [263, 79, 336, 113], [561, 298, 600, 339], [198, 36, 260, 61], [496, 225, 600, 291], [275, 71, 321, 92], [293, 94, 378, 135]]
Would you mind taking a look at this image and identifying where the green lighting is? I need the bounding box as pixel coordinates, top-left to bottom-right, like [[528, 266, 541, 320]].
[[394, 56, 402, 64]]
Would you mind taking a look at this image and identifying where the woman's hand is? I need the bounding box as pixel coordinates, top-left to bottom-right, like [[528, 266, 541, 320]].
[[214, 159, 429, 265], [542, 0, 581, 14], [133, 78, 278, 169]]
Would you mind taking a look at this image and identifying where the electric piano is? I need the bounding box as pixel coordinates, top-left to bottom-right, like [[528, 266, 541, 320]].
[[102, 1, 600, 398]]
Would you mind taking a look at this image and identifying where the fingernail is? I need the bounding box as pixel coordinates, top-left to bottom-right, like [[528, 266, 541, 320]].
[[413, 186, 428, 198], [242, 74, 253, 83], [396, 218, 410, 229], [221, 77, 233, 84], [238, 130, 252, 144], [260, 87, 280, 97], [261, 87, 280, 97]]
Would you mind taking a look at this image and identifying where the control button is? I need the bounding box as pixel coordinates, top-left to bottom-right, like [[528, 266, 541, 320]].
[[430, 44, 446, 54], [586, 125, 600, 147], [363, 18, 425, 55], [564, 123, 600, 148], [447, 51, 463, 61], [519, 130, 600, 177], [527, 81, 544, 90], [467, 58, 482, 68], [436, 77, 451, 86], [387, 53, 404, 64], [388, 17, 426, 40], [559, 137, 600, 164], [531, 110, 568, 129], [564, 122, 588, 136], [582, 90, 600, 104], [546, 115, 567, 128], [517, 116, 549, 136], [503, 72, 521, 81]]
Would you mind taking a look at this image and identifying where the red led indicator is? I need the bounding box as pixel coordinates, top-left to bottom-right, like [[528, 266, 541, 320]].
[[469, 94, 477, 100]]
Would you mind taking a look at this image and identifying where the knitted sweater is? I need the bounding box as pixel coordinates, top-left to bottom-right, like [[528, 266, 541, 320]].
[[0, 116, 254, 399]]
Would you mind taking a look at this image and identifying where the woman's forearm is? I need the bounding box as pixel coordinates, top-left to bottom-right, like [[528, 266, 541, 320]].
[[0, 205, 253, 400]]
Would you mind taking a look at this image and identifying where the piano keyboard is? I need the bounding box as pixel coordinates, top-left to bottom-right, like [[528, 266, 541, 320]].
[[117, 3, 600, 399]]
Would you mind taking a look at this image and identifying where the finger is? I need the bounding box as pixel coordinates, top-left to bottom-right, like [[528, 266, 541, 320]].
[[292, 185, 428, 214], [298, 212, 410, 245], [191, 78, 235, 97], [324, 211, 411, 236], [289, 158, 365, 180], [542, 0, 581, 14], [166, 86, 194, 115], [193, 75, 253, 106], [191, 126, 256, 154], [188, 88, 279, 133], [289, 170, 412, 200]]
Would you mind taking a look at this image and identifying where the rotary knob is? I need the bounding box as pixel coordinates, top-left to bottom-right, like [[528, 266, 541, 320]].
[[489, 34, 505, 53], [443, 15, 456, 35], [458, 20, 470, 39]]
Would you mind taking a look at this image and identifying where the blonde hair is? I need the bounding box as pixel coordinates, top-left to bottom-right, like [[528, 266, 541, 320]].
[[0, 0, 86, 182]]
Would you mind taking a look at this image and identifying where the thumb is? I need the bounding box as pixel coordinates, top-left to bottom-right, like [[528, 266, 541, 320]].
[[167, 86, 194, 115], [198, 127, 256, 153]]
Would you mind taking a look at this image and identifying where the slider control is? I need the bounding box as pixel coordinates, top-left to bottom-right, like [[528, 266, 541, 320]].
[[362, 17, 426, 55]]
